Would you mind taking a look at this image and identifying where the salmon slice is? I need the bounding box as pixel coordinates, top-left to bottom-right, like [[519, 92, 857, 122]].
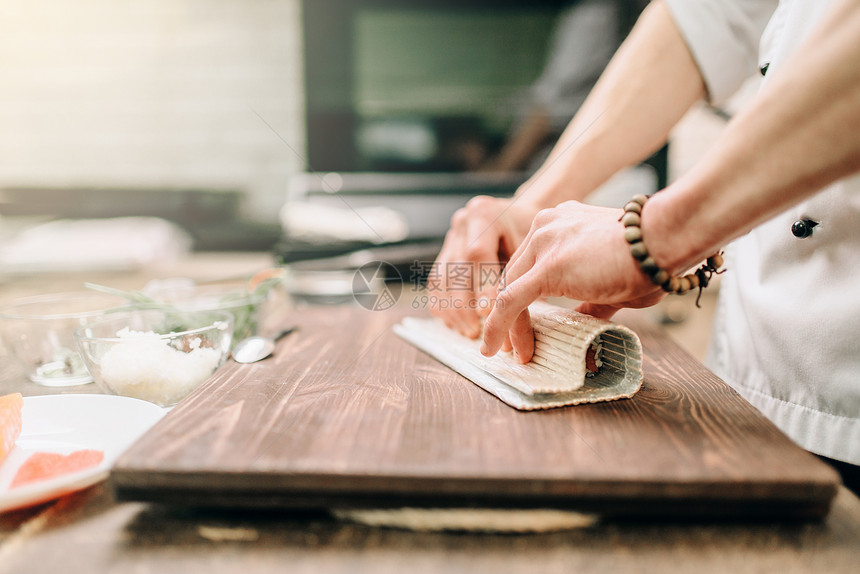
[[11, 450, 105, 489], [0, 393, 23, 466]]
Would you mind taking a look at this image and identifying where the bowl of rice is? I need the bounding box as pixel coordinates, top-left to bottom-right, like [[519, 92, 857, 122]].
[[74, 309, 233, 407]]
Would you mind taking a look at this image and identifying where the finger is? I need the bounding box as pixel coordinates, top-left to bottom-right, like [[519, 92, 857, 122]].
[[501, 333, 512, 353], [501, 221, 535, 278], [464, 214, 504, 318], [428, 266, 480, 339], [428, 255, 476, 335], [575, 302, 621, 321], [480, 239, 539, 355], [484, 219, 536, 316], [443, 288, 481, 338], [426, 255, 448, 320], [446, 253, 484, 339], [508, 307, 535, 363], [439, 234, 482, 338], [480, 270, 542, 356], [497, 242, 536, 297], [431, 212, 475, 330], [475, 270, 503, 318], [450, 294, 482, 338]]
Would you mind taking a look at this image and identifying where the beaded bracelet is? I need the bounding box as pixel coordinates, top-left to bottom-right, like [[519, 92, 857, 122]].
[[620, 194, 724, 307]]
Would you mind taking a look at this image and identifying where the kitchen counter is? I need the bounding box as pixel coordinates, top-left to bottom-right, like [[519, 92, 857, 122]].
[[1, 253, 859, 574], [0, 483, 858, 574]]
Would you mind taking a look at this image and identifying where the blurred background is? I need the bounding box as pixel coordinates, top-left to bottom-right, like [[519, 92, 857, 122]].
[[0, 0, 737, 275], [0, 0, 302, 253], [0, 0, 760, 367]]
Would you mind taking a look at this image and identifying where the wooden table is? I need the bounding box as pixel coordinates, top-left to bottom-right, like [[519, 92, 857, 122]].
[[2, 253, 860, 574]]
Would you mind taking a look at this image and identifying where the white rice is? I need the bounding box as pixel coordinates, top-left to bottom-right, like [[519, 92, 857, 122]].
[[98, 328, 222, 406]]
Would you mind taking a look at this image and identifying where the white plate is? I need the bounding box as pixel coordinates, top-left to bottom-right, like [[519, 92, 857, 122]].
[[0, 394, 165, 513]]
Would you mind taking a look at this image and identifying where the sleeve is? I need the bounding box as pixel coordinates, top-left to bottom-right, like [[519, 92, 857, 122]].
[[663, 0, 778, 105], [529, 0, 622, 133]]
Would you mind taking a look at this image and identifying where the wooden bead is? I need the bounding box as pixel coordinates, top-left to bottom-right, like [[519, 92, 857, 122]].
[[630, 194, 648, 207], [629, 242, 649, 261], [621, 211, 641, 228], [623, 201, 642, 215], [708, 253, 724, 270], [687, 273, 700, 289], [624, 226, 643, 244], [666, 276, 681, 293], [639, 257, 658, 274], [621, 194, 725, 301]]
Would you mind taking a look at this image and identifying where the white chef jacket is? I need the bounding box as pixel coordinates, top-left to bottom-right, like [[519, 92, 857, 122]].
[[664, 0, 860, 465]]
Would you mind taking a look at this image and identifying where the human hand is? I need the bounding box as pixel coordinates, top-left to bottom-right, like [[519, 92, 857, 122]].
[[479, 201, 667, 361], [428, 195, 541, 338]]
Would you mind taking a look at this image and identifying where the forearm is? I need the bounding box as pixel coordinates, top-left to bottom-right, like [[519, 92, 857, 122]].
[[515, 1, 705, 209], [487, 109, 552, 172], [643, 0, 860, 274]]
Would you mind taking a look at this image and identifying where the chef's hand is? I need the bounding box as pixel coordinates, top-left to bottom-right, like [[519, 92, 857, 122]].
[[429, 196, 541, 338], [480, 201, 667, 362]]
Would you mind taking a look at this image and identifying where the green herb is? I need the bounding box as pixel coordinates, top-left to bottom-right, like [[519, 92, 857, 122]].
[[83, 282, 160, 306], [84, 278, 279, 346]]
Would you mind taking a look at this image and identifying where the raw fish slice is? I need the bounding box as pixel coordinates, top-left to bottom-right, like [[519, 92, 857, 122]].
[[11, 450, 105, 489]]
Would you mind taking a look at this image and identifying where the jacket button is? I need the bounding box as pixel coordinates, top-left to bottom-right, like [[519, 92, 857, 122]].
[[791, 219, 818, 239], [760, 62, 770, 76]]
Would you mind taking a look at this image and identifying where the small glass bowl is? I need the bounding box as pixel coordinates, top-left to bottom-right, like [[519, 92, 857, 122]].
[[141, 278, 268, 346], [74, 309, 233, 407], [0, 291, 127, 387]]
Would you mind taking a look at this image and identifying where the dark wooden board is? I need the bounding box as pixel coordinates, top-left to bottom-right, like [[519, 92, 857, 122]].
[[112, 306, 840, 518]]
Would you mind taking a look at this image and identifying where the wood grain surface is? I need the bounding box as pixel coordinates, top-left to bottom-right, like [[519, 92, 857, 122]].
[[112, 306, 840, 518]]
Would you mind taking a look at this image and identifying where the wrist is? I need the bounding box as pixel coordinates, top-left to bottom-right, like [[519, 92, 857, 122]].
[[513, 175, 570, 211], [623, 193, 724, 302], [639, 185, 709, 274], [514, 171, 599, 213]]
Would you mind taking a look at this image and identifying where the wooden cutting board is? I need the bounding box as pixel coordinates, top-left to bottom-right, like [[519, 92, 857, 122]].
[[112, 306, 840, 518]]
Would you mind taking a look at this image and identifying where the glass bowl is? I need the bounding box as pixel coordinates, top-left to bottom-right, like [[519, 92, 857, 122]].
[[74, 309, 233, 407], [140, 278, 270, 346], [0, 291, 127, 387]]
